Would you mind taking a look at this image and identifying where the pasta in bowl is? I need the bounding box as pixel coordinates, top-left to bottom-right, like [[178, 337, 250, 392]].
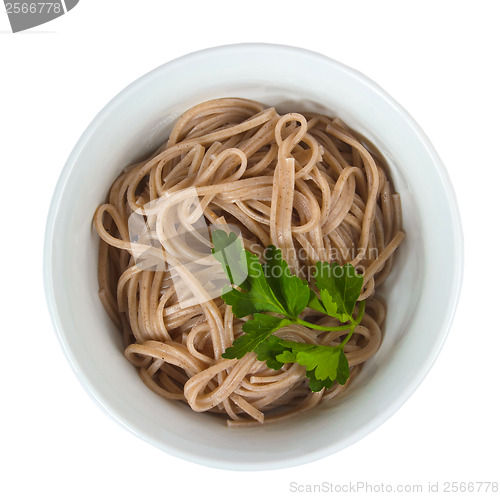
[[44, 44, 462, 469], [93, 98, 405, 426]]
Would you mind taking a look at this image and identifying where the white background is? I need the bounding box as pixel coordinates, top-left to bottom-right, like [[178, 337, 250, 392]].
[[1, 1, 499, 494]]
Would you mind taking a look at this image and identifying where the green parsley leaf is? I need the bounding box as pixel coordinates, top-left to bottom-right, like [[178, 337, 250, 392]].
[[221, 314, 291, 359], [211, 230, 366, 393], [254, 335, 287, 370], [319, 288, 349, 323], [222, 250, 288, 318], [336, 350, 350, 385], [276, 341, 339, 380], [307, 288, 327, 314], [306, 370, 334, 392], [211, 230, 250, 290], [314, 261, 363, 322], [263, 245, 310, 318], [276, 341, 350, 388]]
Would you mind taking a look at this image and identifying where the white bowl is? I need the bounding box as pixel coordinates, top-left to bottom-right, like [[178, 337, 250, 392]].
[[44, 44, 463, 470]]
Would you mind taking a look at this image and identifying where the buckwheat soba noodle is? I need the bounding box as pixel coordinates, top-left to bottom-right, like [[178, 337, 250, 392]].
[[93, 98, 405, 426]]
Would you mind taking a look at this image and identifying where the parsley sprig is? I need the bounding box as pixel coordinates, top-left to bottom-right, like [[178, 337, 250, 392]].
[[212, 230, 365, 392]]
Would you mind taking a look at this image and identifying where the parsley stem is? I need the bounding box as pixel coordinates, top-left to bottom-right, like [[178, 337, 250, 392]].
[[340, 300, 366, 348], [293, 318, 353, 332]]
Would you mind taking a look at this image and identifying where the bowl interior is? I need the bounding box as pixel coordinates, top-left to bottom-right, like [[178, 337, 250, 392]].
[[45, 44, 462, 470]]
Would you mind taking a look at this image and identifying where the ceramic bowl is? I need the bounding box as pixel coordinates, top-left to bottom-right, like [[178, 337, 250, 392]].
[[44, 44, 463, 470]]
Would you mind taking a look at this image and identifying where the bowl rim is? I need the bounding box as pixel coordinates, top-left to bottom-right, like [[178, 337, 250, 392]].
[[43, 42, 464, 470]]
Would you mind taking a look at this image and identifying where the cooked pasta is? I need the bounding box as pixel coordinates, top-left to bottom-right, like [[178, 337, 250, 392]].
[[93, 98, 405, 426]]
